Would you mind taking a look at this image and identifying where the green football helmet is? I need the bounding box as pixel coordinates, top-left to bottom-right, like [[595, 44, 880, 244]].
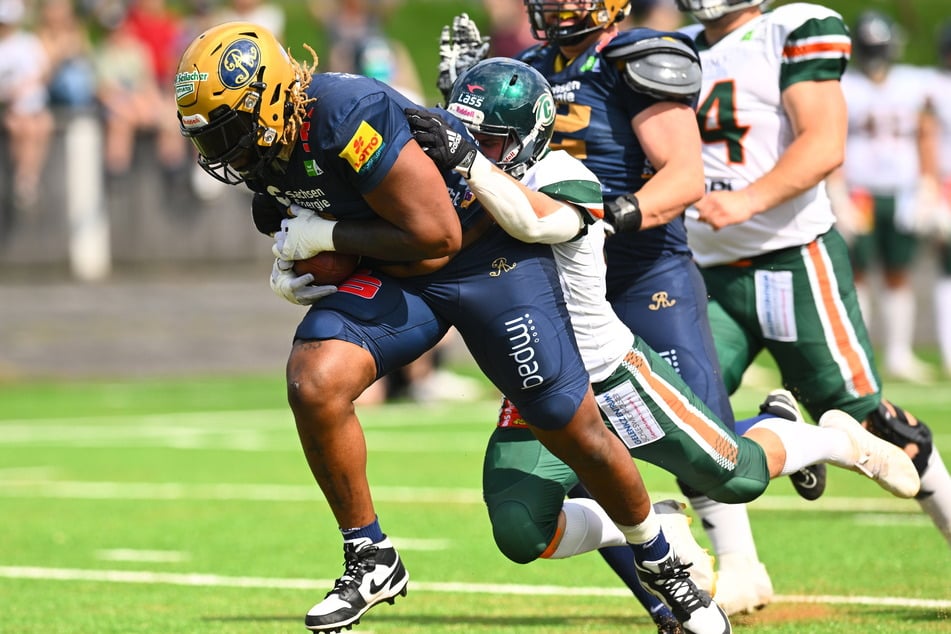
[[445, 57, 556, 178]]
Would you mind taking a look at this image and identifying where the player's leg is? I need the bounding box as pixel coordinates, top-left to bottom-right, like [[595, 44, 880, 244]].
[[626, 255, 771, 615], [291, 274, 448, 631], [483, 408, 682, 630], [877, 194, 931, 380], [448, 232, 730, 632]]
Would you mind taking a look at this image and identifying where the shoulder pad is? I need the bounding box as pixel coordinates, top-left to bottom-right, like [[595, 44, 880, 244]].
[[603, 35, 701, 102]]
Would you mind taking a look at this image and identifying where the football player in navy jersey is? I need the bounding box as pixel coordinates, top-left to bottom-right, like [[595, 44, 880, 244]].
[[497, 1, 777, 613], [174, 21, 724, 634]]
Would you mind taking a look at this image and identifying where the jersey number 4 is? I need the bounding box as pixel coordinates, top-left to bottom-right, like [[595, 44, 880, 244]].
[[697, 80, 750, 165]]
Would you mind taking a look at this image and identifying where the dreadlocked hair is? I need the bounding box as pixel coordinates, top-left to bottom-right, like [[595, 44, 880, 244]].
[[278, 44, 319, 160]]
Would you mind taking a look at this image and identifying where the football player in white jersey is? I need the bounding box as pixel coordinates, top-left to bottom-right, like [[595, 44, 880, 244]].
[[408, 56, 923, 633], [833, 11, 938, 381], [930, 22, 951, 377], [677, 0, 951, 550]]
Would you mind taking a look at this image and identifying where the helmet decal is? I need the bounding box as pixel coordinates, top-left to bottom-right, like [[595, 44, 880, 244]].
[[174, 70, 208, 102], [533, 92, 556, 128], [219, 39, 262, 89]]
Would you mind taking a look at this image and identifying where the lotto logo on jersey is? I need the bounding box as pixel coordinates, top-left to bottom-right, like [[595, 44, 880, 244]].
[[339, 121, 384, 173]]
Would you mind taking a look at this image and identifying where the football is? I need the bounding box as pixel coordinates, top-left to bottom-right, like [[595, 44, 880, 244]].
[[293, 251, 361, 285]]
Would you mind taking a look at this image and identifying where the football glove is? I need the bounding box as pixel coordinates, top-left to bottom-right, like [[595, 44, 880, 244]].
[[269, 257, 338, 306], [437, 13, 490, 103], [273, 206, 338, 261], [405, 107, 479, 178], [603, 193, 643, 234]]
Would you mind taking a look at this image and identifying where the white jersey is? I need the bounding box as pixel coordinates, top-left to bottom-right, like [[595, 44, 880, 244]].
[[841, 64, 933, 194], [683, 3, 847, 266], [522, 150, 634, 382]]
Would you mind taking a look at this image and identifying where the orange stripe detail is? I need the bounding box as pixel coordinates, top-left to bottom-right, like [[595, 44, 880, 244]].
[[783, 41, 851, 59], [806, 241, 876, 395], [539, 520, 565, 559], [624, 350, 738, 467]]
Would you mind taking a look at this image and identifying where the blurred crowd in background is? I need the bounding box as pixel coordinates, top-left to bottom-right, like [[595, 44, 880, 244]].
[[1, 0, 950, 389]]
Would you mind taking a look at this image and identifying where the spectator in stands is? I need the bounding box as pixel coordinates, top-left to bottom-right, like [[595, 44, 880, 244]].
[[93, 14, 182, 178], [0, 0, 54, 212], [36, 0, 97, 110], [309, 0, 401, 75]]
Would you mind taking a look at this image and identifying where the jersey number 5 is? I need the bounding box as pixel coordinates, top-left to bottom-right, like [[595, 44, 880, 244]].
[[697, 80, 750, 165]]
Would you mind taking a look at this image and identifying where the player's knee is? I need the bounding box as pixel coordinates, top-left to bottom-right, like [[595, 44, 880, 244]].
[[866, 401, 934, 474], [517, 394, 583, 430], [488, 500, 553, 564], [702, 475, 767, 504]]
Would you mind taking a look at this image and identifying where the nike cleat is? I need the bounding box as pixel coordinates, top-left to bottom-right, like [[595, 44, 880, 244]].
[[305, 536, 409, 632], [819, 409, 921, 499], [636, 546, 732, 634]]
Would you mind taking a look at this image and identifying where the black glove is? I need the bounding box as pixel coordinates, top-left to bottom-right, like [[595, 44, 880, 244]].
[[603, 193, 643, 234], [405, 107, 479, 178], [252, 192, 291, 236]]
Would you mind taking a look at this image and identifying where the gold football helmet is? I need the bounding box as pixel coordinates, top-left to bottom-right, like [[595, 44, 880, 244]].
[[175, 22, 297, 184], [525, 1, 631, 45]]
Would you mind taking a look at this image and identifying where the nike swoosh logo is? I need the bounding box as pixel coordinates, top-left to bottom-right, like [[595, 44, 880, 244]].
[[368, 564, 402, 595]]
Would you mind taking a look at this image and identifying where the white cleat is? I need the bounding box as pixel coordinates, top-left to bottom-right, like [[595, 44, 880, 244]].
[[713, 553, 773, 616], [819, 410, 921, 498]]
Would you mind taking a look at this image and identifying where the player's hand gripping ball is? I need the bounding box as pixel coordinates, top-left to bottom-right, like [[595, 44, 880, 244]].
[[292, 251, 360, 285]]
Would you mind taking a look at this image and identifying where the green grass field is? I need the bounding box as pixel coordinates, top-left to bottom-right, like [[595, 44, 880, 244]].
[[1, 366, 949, 633]]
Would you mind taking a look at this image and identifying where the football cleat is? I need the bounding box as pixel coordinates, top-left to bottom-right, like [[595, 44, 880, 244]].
[[819, 410, 921, 499], [759, 388, 827, 501], [713, 553, 773, 616], [653, 499, 715, 594], [636, 546, 732, 634], [655, 612, 685, 634], [305, 536, 409, 632]]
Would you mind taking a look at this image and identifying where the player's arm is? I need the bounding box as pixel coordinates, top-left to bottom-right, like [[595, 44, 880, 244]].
[[405, 107, 586, 244], [602, 35, 705, 231], [631, 101, 706, 230], [275, 140, 463, 262], [745, 79, 846, 212]]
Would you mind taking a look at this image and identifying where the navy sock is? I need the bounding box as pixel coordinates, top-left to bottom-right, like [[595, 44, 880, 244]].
[[341, 517, 385, 543], [630, 531, 670, 564], [735, 413, 771, 435]]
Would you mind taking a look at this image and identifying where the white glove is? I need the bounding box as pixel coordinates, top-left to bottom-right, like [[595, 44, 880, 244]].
[[272, 207, 338, 261], [269, 257, 338, 306], [437, 13, 490, 103]]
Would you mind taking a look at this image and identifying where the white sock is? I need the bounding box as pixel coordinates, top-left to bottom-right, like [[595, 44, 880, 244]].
[[546, 498, 627, 559], [882, 286, 917, 369], [918, 449, 951, 547], [934, 278, 951, 372], [689, 496, 758, 559], [616, 504, 661, 546], [747, 416, 853, 473]]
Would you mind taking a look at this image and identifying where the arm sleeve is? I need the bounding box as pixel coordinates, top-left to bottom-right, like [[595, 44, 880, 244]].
[[465, 153, 584, 244]]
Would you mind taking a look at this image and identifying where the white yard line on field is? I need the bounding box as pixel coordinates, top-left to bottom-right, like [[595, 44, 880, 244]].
[[0, 478, 927, 513], [0, 566, 947, 609]]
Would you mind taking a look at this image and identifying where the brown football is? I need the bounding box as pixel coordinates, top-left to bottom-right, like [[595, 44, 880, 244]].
[[292, 251, 361, 285]]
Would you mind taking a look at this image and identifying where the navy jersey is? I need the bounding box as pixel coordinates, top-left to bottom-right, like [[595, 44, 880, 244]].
[[248, 72, 484, 231], [518, 28, 693, 277]]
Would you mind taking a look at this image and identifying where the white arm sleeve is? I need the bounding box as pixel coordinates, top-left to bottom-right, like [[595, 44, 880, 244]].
[[465, 153, 584, 244]]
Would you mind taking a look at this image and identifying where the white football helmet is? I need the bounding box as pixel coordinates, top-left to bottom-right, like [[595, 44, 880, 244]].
[[674, 0, 768, 22]]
